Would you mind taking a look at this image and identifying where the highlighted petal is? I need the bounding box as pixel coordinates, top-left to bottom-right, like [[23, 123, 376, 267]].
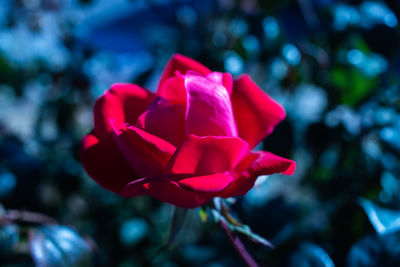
[[112, 123, 176, 177], [185, 72, 238, 137], [158, 72, 233, 106], [231, 75, 285, 149], [81, 133, 136, 194], [178, 172, 233, 192], [167, 135, 248, 176], [158, 54, 210, 91], [218, 151, 296, 198], [94, 83, 155, 142], [207, 72, 233, 95]]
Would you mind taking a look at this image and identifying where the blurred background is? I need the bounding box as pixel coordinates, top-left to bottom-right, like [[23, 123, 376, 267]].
[[0, 0, 400, 266]]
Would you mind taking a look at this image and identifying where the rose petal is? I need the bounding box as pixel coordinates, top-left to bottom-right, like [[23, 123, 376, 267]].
[[218, 151, 296, 198], [81, 133, 136, 194], [157, 76, 187, 105], [121, 172, 233, 195], [249, 152, 296, 176], [158, 54, 210, 92], [185, 72, 238, 137], [112, 122, 176, 177], [177, 172, 233, 192], [144, 181, 214, 208], [121, 177, 214, 208], [231, 75, 285, 149], [136, 98, 186, 147], [94, 83, 155, 143], [158, 71, 233, 106], [207, 72, 233, 95], [167, 135, 248, 176]]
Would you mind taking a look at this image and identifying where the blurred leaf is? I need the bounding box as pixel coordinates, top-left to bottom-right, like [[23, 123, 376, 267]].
[[290, 242, 335, 267], [347, 231, 400, 267], [119, 218, 148, 246], [331, 67, 376, 105], [351, 35, 370, 54], [312, 167, 333, 181], [181, 244, 218, 263], [0, 169, 17, 198], [199, 206, 208, 223], [0, 224, 19, 255], [0, 55, 19, 90], [380, 126, 400, 152], [164, 207, 188, 248], [29, 225, 92, 267], [359, 198, 400, 235]]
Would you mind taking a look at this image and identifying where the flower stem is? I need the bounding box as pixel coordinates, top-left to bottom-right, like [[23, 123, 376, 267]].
[[219, 218, 259, 267]]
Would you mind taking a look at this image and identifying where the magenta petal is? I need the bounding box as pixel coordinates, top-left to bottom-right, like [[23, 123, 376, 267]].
[[167, 135, 248, 176], [157, 76, 187, 105], [112, 122, 176, 177], [143, 181, 214, 208], [218, 151, 296, 198], [81, 133, 136, 194], [177, 173, 233, 192], [231, 75, 286, 149], [249, 151, 296, 176], [93, 83, 155, 142], [185, 72, 238, 137], [136, 98, 186, 147], [206, 72, 233, 95], [121, 172, 233, 195], [119, 177, 154, 197], [157, 54, 211, 91], [222, 72, 233, 95], [122, 178, 213, 208]]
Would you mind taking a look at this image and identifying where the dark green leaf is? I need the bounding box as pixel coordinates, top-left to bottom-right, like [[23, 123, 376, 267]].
[[331, 67, 376, 105]]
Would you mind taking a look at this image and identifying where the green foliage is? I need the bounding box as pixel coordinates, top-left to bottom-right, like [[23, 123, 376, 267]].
[[331, 67, 377, 106]]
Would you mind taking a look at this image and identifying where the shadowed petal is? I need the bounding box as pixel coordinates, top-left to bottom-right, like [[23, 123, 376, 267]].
[[136, 98, 186, 147], [122, 177, 214, 208], [81, 133, 136, 194], [112, 122, 176, 177]]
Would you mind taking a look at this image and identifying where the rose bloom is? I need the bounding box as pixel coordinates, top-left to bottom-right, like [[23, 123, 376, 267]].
[[81, 54, 295, 208]]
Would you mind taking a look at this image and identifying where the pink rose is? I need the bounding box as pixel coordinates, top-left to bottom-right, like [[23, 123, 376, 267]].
[[81, 54, 295, 208]]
